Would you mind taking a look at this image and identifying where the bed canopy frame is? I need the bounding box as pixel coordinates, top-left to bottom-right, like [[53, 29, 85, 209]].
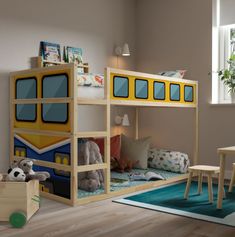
[[10, 62, 198, 206]]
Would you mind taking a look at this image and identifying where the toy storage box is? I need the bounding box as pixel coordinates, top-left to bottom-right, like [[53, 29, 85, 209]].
[[0, 179, 39, 226]]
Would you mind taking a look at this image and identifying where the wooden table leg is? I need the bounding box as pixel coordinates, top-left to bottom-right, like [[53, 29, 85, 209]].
[[184, 172, 193, 199], [208, 174, 213, 203], [217, 153, 226, 209], [198, 171, 203, 194]]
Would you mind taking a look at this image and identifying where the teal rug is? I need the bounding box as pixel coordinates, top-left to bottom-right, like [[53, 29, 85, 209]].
[[114, 181, 235, 227]]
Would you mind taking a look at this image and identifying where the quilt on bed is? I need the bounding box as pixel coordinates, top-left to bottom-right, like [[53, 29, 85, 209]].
[[77, 73, 104, 87]]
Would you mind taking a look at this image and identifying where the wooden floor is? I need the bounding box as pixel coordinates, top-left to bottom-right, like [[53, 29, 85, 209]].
[[0, 197, 234, 237]]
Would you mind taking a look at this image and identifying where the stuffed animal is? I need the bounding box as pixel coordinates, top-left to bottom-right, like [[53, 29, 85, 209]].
[[12, 159, 50, 181], [78, 140, 104, 192], [6, 167, 26, 182]]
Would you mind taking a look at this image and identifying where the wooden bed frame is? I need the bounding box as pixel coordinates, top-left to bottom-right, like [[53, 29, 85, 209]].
[[10, 62, 198, 206]]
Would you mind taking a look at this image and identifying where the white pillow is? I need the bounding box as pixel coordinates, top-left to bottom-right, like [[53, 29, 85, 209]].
[[121, 134, 151, 169]]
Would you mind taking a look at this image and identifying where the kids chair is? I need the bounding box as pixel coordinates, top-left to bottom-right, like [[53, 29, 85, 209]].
[[229, 163, 235, 192], [184, 165, 221, 203]]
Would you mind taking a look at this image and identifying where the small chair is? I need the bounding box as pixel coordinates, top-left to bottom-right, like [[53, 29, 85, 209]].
[[184, 165, 220, 203], [229, 163, 235, 193]]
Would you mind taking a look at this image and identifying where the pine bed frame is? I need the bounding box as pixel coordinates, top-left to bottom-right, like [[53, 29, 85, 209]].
[[10, 63, 198, 206]]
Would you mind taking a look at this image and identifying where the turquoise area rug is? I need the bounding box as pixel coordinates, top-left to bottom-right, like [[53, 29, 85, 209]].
[[114, 181, 235, 227]]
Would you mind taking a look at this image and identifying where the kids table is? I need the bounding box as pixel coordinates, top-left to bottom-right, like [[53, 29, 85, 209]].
[[217, 146, 235, 209]]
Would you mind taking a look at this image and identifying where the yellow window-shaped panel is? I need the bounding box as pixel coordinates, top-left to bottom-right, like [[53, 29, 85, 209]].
[[63, 157, 69, 165], [55, 156, 62, 164]]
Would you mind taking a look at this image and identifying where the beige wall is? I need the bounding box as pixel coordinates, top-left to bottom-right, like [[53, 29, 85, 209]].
[[0, 0, 136, 172], [136, 0, 235, 174]]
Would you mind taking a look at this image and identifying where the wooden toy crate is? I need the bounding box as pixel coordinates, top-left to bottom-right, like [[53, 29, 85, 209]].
[[0, 179, 40, 228]]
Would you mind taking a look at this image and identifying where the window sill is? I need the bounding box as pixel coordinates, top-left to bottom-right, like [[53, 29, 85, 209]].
[[210, 103, 235, 107]]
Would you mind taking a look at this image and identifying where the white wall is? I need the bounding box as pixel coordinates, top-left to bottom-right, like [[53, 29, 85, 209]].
[[0, 0, 136, 172], [136, 0, 235, 173]]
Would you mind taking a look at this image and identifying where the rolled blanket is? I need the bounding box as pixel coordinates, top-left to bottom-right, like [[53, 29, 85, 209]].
[[148, 148, 190, 174]]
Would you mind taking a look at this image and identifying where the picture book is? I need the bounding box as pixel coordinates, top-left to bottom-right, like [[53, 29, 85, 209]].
[[40, 41, 61, 62], [129, 171, 165, 181], [66, 46, 83, 64]]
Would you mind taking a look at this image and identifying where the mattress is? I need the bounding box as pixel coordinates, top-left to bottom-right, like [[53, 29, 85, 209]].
[[77, 168, 185, 199], [77, 86, 104, 99]]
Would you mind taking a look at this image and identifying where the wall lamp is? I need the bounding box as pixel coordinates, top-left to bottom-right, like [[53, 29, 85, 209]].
[[115, 114, 130, 126], [115, 43, 130, 57]]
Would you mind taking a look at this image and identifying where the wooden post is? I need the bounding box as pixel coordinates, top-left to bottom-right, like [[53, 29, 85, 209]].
[[70, 64, 78, 206], [104, 68, 111, 194], [194, 83, 199, 165], [135, 107, 139, 140]]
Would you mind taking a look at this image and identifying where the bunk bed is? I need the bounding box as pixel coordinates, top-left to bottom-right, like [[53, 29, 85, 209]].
[[10, 62, 198, 206]]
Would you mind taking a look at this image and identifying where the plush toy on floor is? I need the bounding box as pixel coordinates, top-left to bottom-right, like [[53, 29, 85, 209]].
[[11, 159, 50, 181], [6, 167, 26, 182]]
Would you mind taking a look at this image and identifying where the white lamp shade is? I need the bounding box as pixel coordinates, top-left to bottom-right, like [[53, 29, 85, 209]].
[[122, 114, 130, 126], [122, 43, 130, 56]]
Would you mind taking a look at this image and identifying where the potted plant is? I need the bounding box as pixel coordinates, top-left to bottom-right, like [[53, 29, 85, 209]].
[[219, 54, 235, 102]]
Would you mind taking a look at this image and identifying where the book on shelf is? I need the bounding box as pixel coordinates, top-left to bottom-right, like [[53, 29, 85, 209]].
[[40, 41, 61, 63], [65, 46, 84, 73], [129, 171, 165, 181]]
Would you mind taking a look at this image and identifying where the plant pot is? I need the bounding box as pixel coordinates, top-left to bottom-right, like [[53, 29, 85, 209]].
[[231, 93, 235, 103]]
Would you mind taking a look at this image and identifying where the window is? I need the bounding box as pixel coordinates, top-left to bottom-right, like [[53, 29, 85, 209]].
[[154, 81, 165, 100], [113, 76, 129, 98], [42, 74, 68, 123], [42, 74, 68, 98], [135, 79, 148, 99], [216, 26, 235, 103], [184, 85, 193, 102], [15, 78, 37, 122], [170, 83, 180, 101]]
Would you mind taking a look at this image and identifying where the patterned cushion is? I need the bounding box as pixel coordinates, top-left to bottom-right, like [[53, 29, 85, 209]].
[[148, 149, 190, 173]]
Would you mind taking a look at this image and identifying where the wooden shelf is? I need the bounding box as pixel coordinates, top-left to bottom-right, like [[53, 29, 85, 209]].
[[76, 131, 107, 138], [111, 100, 196, 108], [77, 98, 107, 105]]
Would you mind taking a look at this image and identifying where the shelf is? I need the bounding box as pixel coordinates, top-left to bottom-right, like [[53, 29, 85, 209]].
[[77, 98, 107, 105], [111, 100, 196, 108], [76, 131, 107, 138], [42, 59, 89, 68]]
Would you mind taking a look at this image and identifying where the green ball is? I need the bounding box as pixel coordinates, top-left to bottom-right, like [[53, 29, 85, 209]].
[[9, 212, 27, 228]]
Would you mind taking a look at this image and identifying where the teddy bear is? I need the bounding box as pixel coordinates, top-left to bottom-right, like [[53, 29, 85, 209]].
[[78, 140, 104, 192], [11, 159, 50, 181], [6, 167, 26, 182]]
